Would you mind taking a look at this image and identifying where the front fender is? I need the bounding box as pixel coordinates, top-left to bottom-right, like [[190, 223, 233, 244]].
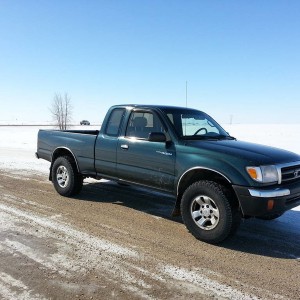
[[175, 148, 253, 192]]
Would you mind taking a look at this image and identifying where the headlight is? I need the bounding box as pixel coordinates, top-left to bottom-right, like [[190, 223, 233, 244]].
[[246, 165, 278, 183]]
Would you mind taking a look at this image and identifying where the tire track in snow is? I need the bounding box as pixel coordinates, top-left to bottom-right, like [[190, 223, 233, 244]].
[[0, 272, 47, 300]]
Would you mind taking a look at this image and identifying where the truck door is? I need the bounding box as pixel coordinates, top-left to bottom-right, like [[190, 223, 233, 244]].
[[117, 110, 176, 192], [95, 108, 125, 178]]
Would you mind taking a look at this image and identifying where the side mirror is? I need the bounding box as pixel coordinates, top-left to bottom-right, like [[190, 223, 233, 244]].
[[148, 132, 167, 143]]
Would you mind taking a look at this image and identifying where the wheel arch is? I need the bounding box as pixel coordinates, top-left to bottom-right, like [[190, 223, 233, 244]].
[[173, 167, 240, 215], [49, 147, 80, 181]]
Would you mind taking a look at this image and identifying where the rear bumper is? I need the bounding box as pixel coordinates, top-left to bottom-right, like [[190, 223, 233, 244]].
[[233, 181, 300, 217]]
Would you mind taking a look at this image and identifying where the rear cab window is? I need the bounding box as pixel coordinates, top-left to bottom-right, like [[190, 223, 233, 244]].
[[105, 108, 125, 137]]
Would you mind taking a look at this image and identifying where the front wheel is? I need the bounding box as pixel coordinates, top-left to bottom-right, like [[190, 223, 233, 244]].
[[52, 156, 83, 197], [181, 181, 240, 244]]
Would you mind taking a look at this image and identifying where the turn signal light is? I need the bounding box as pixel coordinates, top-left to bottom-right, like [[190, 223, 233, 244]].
[[267, 200, 274, 210], [247, 168, 258, 180]]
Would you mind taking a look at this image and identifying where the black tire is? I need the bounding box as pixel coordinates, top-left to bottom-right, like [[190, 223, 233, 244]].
[[51, 156, 83, 197], [181, 181, 241, 244]]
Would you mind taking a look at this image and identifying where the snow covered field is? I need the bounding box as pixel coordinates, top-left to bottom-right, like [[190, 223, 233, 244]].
[[227, 123, 300, 154]]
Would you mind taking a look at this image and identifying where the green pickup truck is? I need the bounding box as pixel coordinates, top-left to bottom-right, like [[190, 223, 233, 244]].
[[36, 105, 300, 243]]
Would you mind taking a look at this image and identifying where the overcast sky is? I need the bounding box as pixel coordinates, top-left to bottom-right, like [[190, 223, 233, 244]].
[[0, 1, 299, 124]]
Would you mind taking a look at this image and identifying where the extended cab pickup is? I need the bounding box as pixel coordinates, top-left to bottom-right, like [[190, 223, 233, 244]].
[[36, 105, 300, 243]]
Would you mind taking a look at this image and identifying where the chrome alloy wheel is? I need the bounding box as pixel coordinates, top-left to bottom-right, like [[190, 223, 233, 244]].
[[56, 165, 70, 188], [190, 195, 220, 230]]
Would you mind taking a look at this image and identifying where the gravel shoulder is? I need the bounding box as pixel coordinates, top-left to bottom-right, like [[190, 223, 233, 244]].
[[0, 170, 299, 299]]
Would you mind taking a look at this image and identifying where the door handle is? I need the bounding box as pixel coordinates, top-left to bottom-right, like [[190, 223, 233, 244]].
[[121, 144, 129, 150]]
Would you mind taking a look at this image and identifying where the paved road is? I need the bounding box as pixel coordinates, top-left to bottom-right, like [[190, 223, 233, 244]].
[[0, 170, 299, 299]]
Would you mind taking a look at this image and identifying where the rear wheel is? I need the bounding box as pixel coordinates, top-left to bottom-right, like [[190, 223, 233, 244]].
[[181, 181, 240, 244], [52, 156, 83, 196]]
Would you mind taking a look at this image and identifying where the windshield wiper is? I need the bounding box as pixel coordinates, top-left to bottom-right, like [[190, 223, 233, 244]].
[[216, 134, 236, 140], [183, 135, 221, 140], [182, 134, 236, 141]]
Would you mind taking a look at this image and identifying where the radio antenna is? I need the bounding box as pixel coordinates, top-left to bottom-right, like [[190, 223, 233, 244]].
[[185, 81, 188, 107], [184, 81, 188, 135]]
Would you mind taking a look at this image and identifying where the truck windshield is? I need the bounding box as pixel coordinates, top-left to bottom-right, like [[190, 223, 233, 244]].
[[161, 108, 231, 140]]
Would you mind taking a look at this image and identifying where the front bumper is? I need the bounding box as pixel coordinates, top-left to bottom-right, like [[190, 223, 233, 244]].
[[233, 180, 300, 217]]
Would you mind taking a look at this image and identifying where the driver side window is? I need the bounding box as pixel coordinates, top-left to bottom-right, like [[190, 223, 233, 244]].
[[126, 111, 165, 139]]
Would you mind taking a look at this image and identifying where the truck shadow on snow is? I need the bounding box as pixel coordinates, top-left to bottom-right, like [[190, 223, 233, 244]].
[[76, 180, 300, 260]]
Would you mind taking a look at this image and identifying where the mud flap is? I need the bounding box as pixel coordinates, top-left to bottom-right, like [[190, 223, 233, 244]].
[[49, 163, 53, 181], [171, 195, 182, 217]]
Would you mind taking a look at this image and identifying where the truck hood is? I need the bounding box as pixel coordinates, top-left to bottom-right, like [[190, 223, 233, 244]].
[[185, 139, 300, 165]]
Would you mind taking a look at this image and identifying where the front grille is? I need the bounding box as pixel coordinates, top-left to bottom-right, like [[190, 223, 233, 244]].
[[281, 164, 300, 183]]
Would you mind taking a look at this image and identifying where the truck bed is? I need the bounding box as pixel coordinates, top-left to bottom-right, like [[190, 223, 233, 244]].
[[58, 129, 99, 135], [37, 129, 99, 175]]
